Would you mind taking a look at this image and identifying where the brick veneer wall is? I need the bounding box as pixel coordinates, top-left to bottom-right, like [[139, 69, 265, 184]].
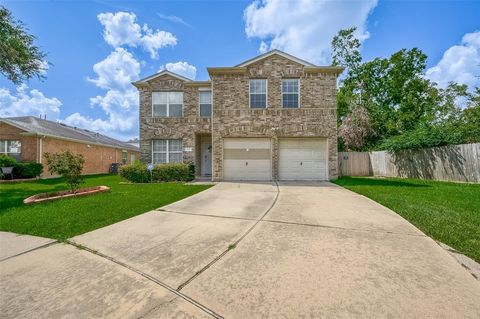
[[138, 74, 211, 166], [211, 55, 339, 181], [0, 122, 38, 162], [1, 122, 139, 176]]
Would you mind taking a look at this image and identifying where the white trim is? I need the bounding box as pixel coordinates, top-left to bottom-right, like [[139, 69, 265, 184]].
[[249, 79, 268, 109], [281, 78, 300, 109], [236, 49, 316, 67], [151, 139, 183, 164], [151, 92, 184, 118], [133, 70, 192, 85]]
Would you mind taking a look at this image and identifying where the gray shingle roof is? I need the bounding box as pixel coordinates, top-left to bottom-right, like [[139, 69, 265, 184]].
[[1, 116, 139, 151]]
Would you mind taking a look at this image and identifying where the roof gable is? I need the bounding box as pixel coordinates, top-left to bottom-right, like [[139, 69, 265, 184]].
[[235, 49, 316, 67], [132, 70, 192, 86]]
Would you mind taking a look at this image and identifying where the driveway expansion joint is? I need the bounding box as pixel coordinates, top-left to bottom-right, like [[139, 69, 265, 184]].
[[157, 209, 258, 222], [260, 218, 428, 238], [0, 240, 58, 262], [65, 240, 224, 319], [176, 181, 281, 291]]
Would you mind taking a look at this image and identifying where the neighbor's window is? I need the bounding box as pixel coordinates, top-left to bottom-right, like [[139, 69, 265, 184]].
[[249, 79, 267, 109], [152, 139, 183, 164], [199, 91, 212, 117], [0, 140, 21, 160], [282, 79, 299, 108], [152, 92, 183, 117], [121, 150, 127, 164]]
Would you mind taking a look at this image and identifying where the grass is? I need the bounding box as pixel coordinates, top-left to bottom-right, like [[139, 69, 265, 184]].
[[333, 176, 480, 262], [0, 174, 212, 241]]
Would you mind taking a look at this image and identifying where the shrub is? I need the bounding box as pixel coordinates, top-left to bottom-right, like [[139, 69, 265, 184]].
[[152, 163, 193, 182], [119, 163, 150, 183], [0, 154, 17, 167], [14, 162, 43, 178], [119, 163, 195, 183], [44, 150, 85, 192]]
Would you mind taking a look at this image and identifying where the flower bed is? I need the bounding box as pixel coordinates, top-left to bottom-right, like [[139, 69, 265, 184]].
[[23, 186, 110, 205]]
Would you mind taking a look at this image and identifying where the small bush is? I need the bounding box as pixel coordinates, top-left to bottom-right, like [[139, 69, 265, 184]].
[[0, 154, 17, 167], [44, 150, 85, 192], [152, 163, 193, 182], [14, 162, 43, 178], [120, 163, 195, 183], [119, 163, 150, 183]]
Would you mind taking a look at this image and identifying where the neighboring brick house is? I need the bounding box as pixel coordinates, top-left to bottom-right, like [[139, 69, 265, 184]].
[[0, 116, 140, 176], [133, 50, 343, 181]]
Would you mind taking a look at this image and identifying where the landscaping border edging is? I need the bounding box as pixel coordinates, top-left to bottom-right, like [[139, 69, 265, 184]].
[[23, 186, 110, 205]]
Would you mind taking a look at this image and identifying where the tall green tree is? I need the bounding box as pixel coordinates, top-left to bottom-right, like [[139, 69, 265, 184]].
[[0, 6, 47, 84], [332, 28, 474, 151]]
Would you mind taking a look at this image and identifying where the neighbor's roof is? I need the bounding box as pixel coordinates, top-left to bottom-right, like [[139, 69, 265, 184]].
[[1, 116, 139, 151]]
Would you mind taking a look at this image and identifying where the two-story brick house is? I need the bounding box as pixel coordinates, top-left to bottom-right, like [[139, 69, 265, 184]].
[[133, 50, 343, 181]]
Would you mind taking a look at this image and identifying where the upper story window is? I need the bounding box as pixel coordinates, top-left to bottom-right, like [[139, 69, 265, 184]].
[[249, 79, 267, 109], [282, 79, 300, 108], [199, 91, 212, 117], [152, 92, 183, 117], [0, 140, 21, 161]]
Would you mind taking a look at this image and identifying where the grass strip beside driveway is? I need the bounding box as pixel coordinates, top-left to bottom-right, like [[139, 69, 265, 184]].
[[0, 174, 212, 240], [333, 176, 480, 263]]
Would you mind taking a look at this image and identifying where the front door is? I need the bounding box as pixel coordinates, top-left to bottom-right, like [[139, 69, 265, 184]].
[[202, 140, 212, 176]]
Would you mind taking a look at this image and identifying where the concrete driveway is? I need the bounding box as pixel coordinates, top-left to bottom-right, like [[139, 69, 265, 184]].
[[1, 182, 479, 318]]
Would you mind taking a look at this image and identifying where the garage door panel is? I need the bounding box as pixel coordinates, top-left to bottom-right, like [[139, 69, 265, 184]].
[[223, 138, 272, 181], [279, 138, 328, 180]]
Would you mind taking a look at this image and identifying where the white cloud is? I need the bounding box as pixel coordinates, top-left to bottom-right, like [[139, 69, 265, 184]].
[[244, 0, 378, 65], [87, 48, 140, 90], [157, 13, 191, 28], [64, 88, 138, 138], [97, 11, 177, 59], [0, 84, 61, 119], [426, 31, 480, 90], [160, 61, 197, 80], [65, 48, 141, 140]]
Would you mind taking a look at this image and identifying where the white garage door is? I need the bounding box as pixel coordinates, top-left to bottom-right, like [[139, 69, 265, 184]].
[[223, 138, 272, 180], [279, 138, 328, 180]]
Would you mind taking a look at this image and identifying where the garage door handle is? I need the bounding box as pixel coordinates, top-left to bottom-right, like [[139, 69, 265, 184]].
[[245, 162, 248, 166], [300, 162, 303, 166]]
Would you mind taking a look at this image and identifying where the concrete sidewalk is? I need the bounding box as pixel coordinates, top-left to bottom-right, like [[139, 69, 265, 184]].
[[1, 182, 479, 318]]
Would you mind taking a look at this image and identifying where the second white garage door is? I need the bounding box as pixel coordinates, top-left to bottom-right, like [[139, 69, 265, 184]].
[[223, 138, 272, 180], [279, 138, 328, 180]]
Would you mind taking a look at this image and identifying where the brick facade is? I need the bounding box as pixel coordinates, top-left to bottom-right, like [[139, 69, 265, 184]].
[[0, 122, 140, 176], [138, 75, 211, 170], [135, 51, 342, 180]]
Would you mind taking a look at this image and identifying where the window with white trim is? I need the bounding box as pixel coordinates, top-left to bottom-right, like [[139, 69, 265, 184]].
[[152, 92, 183, 117], [121, 150, 127, 164], [199, 91, 212, 117], [152, 139, 183, 164], [249, 79, 267, 109], [0, 140, 21, 160], [282, 79, 299, 108]]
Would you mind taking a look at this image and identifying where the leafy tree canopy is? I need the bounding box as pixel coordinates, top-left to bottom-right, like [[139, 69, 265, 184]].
[[0, 6, 47, 84], [332, 27, 479, 151]]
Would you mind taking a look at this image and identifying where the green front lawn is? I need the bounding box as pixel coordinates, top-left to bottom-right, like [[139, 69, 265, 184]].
[[333, 176, 480, 262], [0, 175, 211, 240]]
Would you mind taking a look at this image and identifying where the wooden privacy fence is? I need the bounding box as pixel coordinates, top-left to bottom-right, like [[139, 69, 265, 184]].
[[338, 143, 480, 183]]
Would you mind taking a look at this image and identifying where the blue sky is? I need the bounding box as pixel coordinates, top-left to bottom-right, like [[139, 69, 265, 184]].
[[1, 0, 479, 140]]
